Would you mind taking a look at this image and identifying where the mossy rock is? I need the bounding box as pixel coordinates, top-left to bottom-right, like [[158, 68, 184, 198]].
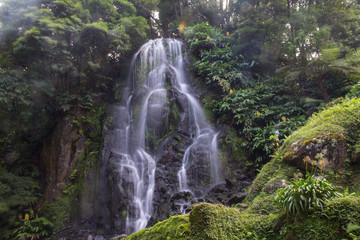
[[188, 203, 280, 240], [245, 192, 281, 215], [247, 159, 297, 202], [323, 196, 360, 224], [126, 215, 190, 240], [280, 98, 360, 166], [283, 133, 348, 172]]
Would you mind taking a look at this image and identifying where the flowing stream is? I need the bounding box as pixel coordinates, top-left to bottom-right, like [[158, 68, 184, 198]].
[[112, 38, 222, 234]]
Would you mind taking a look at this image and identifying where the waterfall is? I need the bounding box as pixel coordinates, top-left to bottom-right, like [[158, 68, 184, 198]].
[[168, 40, 222, 193], [106, 38, 223, 235]]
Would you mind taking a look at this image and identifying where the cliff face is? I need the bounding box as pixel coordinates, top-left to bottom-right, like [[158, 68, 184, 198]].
[[40, 117, 86, 203], [38, 105, 107, 236]]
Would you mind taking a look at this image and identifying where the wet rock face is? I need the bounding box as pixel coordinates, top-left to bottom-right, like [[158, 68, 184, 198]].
[[97, 105, 131, 233], [105, 152, 133, 232], [204, 178, 252, 206], [283, 134, 348, 171], [170, 191, 195, 215], [99, 102, 253, 233], [150, 134, 191, 223], [186, 138, 214, 195], [40, 116, 86, 202]]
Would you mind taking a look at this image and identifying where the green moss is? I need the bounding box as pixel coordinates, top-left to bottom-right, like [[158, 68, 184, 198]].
[[189, 203, 281, 240], [245, 192, 280, 215], [122, 210, 127, 218], [323, 196, 360, 224], [126, 215, 190, 240], [247, 159, 296, 202], [127, 203, 281, 240], [172, 101, 181, 123], [69, 169, 78, 180], [281, 215, 343, 240], [280, 98, 360, 156]]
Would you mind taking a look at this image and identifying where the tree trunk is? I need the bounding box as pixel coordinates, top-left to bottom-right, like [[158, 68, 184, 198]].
[[287, 0, 296, 64], [316, 75, 330, 103]]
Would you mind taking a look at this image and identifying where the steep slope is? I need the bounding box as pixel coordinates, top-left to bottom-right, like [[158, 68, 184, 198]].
[[126, 97, 360, 240]]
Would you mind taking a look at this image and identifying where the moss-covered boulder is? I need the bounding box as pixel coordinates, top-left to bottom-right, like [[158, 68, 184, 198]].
[[283, 133, 348, 171], [126, 215, 190, 240], [281, 98, 360, 171], [189, 203, 280, 240], [246, 160, 297, 214]]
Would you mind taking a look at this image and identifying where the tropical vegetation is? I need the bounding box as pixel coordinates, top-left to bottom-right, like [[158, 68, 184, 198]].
[[1, 0, 360, 239]]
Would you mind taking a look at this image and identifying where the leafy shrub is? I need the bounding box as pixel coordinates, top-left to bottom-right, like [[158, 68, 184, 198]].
[[193, 47, 249, 92], [214, 83, 307, 167], [184, 22, 225, 57], [347, 81, 360, 98], [12, 217, 54, 240], [184, 23, 250, 92], [0, 170, 40, 239], [276, 174, 341, 217]]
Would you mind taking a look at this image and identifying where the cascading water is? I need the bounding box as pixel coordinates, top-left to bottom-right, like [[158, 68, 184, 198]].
[[169, 42, 223, 219], [168, 40, 222, 193], [102, 38, 223, 235]]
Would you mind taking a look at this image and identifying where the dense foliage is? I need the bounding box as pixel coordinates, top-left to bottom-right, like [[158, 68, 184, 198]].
[[0, 171, 40, 239], [184, 23, 313, 167], [0, 0, 149, 150], [214, 83, 307, 166], [181, 0, 360, 167]]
